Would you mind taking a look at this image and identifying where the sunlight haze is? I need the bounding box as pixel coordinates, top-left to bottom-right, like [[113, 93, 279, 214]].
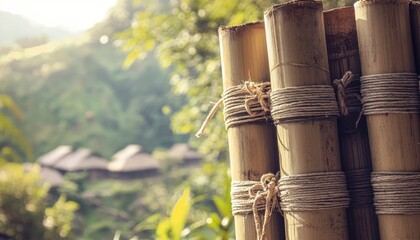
[[0, 0, 118, 31]]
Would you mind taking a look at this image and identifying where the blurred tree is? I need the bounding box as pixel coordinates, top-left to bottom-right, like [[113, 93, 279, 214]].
[[0, 164, 78, 240], [118, 0, 355, 160]]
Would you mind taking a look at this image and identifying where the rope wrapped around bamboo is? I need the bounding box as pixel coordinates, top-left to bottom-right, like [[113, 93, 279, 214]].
[[270, 85, 339, 124], [231, 180, 268, 215], [230, 172, 350, 238], [371, 172, 420, 214], [223, 81, 272, 129], [360, 72, 420, 115], [346, 168, 374, 207], [195, 81, 271, 137], [231, 173, 280, 240], [278, 172, 350, 212]]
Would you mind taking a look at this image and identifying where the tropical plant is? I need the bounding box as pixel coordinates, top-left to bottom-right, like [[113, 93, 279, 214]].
[[0, 163, 78, 240], [0, 94, 31, 162]]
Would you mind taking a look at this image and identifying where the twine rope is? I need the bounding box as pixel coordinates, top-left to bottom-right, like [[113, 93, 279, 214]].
[[278, 172, 350, 212], [250, 174, 279, 240], [223, 82, 272, 129], [345, 168, 374, 207], [371, 172, 420, 215], [360, 73, 420, 115], [231, 171, 350, 238], [231, 173, 279, 240], [270, 85, 340, 124], [333, 71, 362, 116], [195, 81, 271, 137]]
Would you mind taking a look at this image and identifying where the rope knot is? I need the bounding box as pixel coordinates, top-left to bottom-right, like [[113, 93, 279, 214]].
[[249, 173, 280, 240], [243, 81, 271, 116], [333, 71, 355, 116]]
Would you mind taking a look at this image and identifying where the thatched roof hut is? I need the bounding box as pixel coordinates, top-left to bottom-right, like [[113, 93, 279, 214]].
[[38, 145, 73, 167], [40, 167, 64, 187], [111, 144, 143, 162], [108, 152, 158, 172], [168, 143, 201, 165], [23, 163, 63, 187], [108, 146, 159, 178], [53, 148, 108, 172]]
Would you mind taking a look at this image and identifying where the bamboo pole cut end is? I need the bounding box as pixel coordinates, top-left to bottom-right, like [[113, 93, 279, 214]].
[[354, 0, 408, 8], [218, 21, 264, 34], [264, 0, 322, 17], [324, 7, 356, 36]]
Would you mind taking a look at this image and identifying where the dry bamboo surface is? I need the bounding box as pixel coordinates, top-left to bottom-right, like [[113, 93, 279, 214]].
[[411, 1, 420, 73], [324, 7, 379, 240], [354, 1, 420, 239], [264, 2, 349, 239], [219, 22, 285, 240]]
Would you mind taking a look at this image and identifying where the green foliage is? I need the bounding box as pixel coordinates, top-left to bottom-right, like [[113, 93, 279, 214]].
[[119, 0, 283, 159], [119, 0, 357, 160], [0, 40, 186, 158], [0, 163, 78, 240], [0, 94, 32, 160], [156, 188, 191, 240], [44, 195, 79, 239]]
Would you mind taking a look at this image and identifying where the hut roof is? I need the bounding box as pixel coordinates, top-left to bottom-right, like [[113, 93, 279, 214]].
[[22, 163, 63, 187], [168, 143, 201, 161], [112, 144, 143, 162], [38, 145, 73, 167], [108, 152, 159, 172], [40, 167, 63, 187], [53, 148, 108, 171]]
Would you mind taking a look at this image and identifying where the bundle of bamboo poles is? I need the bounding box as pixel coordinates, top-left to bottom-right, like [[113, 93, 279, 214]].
[[208, 0, 420, 239]]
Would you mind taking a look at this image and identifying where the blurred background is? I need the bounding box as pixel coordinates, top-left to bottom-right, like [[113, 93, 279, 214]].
[[0, 0, 353, 239]]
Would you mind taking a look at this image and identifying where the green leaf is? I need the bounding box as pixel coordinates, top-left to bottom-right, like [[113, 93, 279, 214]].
[[206, 213, 221, 232], [156, 218, 171, 240], [123, 49, 141, 68], [170, 188, 191, 240], [133, 213, 161, 232], [213, 196, 231, 218]]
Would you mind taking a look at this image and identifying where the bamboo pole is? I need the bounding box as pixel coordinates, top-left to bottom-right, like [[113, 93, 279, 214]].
[[354, 1, 420, 239], [219, 22, 285, 240], [324, 7, 379, 240], [411, 1, 420, 73], [264, 2, 349, 239]]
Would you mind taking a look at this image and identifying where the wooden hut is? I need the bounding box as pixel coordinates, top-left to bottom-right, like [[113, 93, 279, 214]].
[[38, 145, 73, 168], [52, 148, 109, 179], [168, 143, 201, 166], [108, 146, 159, 179]]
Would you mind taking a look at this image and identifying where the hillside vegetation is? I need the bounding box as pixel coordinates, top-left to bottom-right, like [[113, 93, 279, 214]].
[[0, 0, 186, 159]]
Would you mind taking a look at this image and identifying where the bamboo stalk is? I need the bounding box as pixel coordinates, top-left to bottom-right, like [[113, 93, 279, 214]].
[[411, 1, 420, 73], [219, 22, 285, 240], [324, 7, 379, 240], [264, 2, 349, 239], [354, 1, 420, 239]]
